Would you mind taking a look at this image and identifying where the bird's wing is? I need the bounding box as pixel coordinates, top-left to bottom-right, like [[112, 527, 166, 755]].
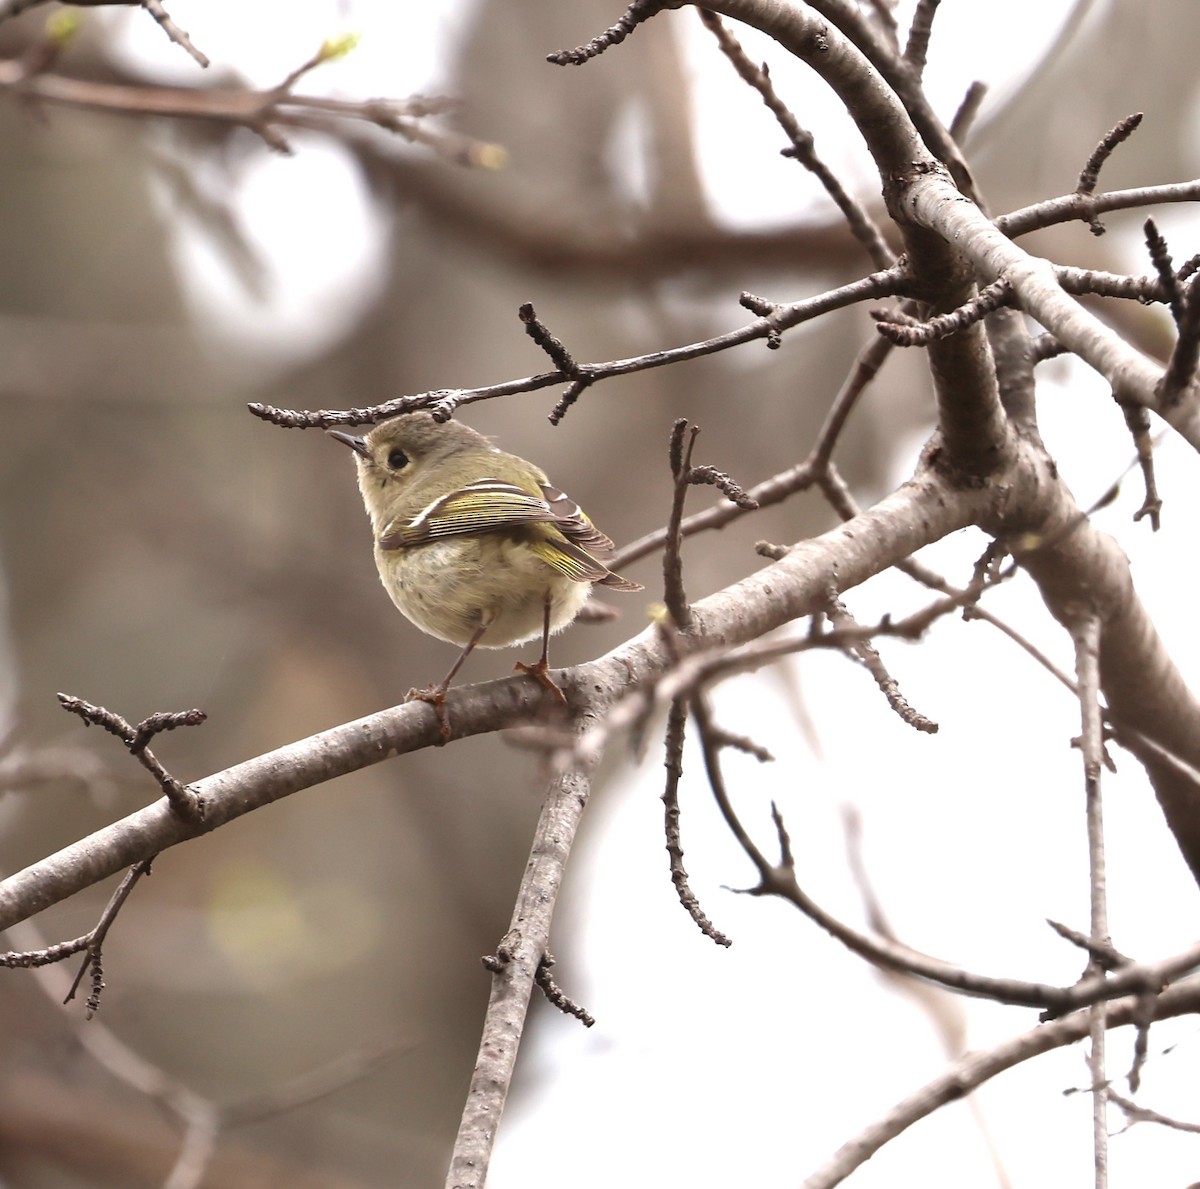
[[378, 479, 556, 549], [379, 477, 643, 593]]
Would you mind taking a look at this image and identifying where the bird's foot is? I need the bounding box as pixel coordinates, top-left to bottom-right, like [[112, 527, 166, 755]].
[[405, 684, 453, 742], [513, 659, 568, 704]]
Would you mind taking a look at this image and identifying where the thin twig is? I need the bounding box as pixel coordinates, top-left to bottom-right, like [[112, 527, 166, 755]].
[[802, 978, 1200, 1189], [699, 9, 893, 269], [1047, 918, 1131, 972], [57, 694, 205, 821], [534, 951, 595, 1027], [824, 596, 938, 733], [661, 694, 732, 947], [63, 859, 153, 1017], [138, 0, 209, 67], [1117, 400, 1162, 529], [665, 421, 700, 631], [1109, 1090, 1200, 1135], [1142, 218, 1186, 323], [248, 267, 905, 429], [997, 179, 1200, 242], [546, 0, 663, 66], [874, 279, 1011, 346], [1076, 113, 1143, 234], [615, 329, 897, 573], [902, 0, 941, 79], [0, 59, 500, 165], [0, 0, 209, 66], [518, 302, 580, 376], [1157, 273, 1200, 409], [517, 303, 593, 423], [949, 80, 987, 144], [691, 694, 773, 877], [1070, 612, 1109, 1189]]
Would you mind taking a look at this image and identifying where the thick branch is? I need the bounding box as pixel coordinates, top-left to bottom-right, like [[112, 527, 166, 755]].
[[0, 470, 986, 932], [692, 0, 1010, 477], [911, 173, 1200, 445], [993, 459, 1200, 881], [694, 0, 927, 179]]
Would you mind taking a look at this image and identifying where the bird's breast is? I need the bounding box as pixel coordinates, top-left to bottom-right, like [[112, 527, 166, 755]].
[[373, 534, 590, 648]]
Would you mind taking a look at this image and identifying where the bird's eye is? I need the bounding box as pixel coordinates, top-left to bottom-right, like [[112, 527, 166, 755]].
[[386, 448, 409, 470]]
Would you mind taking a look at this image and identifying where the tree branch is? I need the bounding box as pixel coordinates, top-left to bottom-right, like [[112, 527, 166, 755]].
[[447, 727, 596, 1188], [803, 977, 1200, 1189], [0, 469, 987, 932]]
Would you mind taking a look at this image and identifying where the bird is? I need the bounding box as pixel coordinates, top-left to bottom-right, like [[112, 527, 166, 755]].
[[329, 412, 641, 736]]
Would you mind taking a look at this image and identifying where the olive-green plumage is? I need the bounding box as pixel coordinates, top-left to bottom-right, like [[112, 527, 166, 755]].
[[330, 414, 640, 723]]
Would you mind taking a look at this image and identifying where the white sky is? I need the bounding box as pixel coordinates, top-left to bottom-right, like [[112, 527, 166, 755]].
[[97, 2, 1200, 1185], [489, 358, 1200, 1189]]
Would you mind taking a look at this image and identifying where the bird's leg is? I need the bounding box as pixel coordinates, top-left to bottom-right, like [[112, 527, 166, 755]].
[[514, 597, 568, 704], [407, 619, 490, 740]]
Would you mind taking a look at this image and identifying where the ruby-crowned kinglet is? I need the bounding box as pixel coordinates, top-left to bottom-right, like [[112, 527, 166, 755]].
[[329, 413, 641, 735]]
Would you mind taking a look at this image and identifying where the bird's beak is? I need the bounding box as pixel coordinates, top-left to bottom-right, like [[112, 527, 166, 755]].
[[326, 429, 370, 458]]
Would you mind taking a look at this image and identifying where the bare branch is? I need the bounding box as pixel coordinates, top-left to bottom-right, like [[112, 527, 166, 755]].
[[1117, 401, 1162, 529], [874, 279, 1012, 346], [547, 0, 664, 66], [0, 0, 209, 66], [948, 80, 987, 144], [447, 733, 596, 1189], [0, 58, 500, 166], [1109, 1090, 1200, 1136], [908, 173, 1200, 447], [248, 267, 906, 429], [1070, 611, 1110, 1188], [998, 179, 1200, 241], [137, 0, 209, 67], [699, 9, 894, 269], [1076, 112, 1144, 233], [1157, 274, 1200, 409], [803, 979, 1200, 1189], [57, 694, 205, 822], [1143, 217, 1186, 323], [823, 596, 938, 733], [661, 694, 733, 946], [0, 468, 991, 934], [534, 951, 596, 1027], [902, 0, 941, 78], [664, 420, 701, 631]]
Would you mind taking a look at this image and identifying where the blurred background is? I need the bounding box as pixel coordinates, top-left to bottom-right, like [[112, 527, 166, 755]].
[[2, 1, 1200, 1186]]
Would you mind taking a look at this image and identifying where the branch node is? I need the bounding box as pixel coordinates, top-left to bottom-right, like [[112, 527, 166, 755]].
[[874, 280, 1011, 346], [57, 694, 206, 822], [739, 291, 777, 317], [518, 302, 581, 376], [481, 928, 522, 973], [1076, 114, 1144, 220]]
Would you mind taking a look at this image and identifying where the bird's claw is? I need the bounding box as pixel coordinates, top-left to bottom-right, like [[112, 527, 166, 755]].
[[513, 659, 568, 704], [406, 684, 453, 741]]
